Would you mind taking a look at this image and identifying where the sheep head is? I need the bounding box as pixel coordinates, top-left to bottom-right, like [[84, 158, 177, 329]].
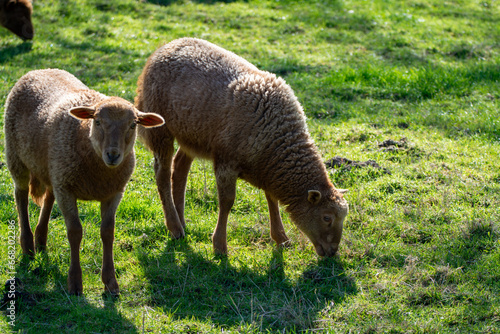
[[69, 97, 164, 168], [288, 188, 348, 257], [0, 0, 34, 40]]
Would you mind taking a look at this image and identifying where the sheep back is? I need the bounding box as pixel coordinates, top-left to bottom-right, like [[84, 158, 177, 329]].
[[137, 38, 326, 201]]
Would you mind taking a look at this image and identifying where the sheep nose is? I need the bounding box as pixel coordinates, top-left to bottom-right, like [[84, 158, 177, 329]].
[[106, 151, 121, 164], [329, 244, 339, 257], [23, 29, 34, 40], [22, 23, 34, 40]]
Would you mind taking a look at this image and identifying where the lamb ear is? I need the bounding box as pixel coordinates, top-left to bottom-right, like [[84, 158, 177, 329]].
[[69, 106, 96, 120], [136, 111, 165, 128], [338, 189, 349, 194], [5, 0, 17, 10], [308, 190, 322, 205]]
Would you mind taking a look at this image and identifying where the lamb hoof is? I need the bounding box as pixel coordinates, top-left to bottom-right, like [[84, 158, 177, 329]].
[[213, 245, 228, 256], [35, 244, 47, 253], [277, 239, 292, 248], [68, 271, 83, 295], [104, 282, 120, 296], [170, 227, 185, 239], [21, 252, 35, 261], [21, 240, 35, 259], [68, 282, 83, 296]]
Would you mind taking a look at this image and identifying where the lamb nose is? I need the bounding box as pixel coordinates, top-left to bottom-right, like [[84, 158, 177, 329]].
[[107, 152, 121, 163]]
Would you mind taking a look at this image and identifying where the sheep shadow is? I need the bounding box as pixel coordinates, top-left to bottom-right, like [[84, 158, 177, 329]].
[[0, 42, 32, 64], [137, 236, 357, 331], [1, 254, 137, 333], [146, 0, 243, 6]]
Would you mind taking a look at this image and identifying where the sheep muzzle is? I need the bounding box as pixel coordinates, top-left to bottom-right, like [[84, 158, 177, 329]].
[[102, 147, 124, 168]]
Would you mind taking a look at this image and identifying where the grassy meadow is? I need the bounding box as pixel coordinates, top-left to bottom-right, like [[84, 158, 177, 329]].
[[1, 0, 499, 332]]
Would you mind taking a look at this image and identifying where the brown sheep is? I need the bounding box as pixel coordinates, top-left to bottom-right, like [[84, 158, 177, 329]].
[[135, 38, 349, 257], [0, 0, 33, 40], [4, 69, 164, 295]]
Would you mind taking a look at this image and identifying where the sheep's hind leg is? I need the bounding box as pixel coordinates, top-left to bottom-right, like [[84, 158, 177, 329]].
[[172, 148, 193, 229], [154, 145, 185, 239], [35, 190, 55, 252], [6, 139, 34, 256], [54, 190, 83, 295], [100, 193, 122, 295], [265, 192, 290, 247], [212, 164, 238, 255], [9, 165, 34, 256], [15, 186, 35, 257]]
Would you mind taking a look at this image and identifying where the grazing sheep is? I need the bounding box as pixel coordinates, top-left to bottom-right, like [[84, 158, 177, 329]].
[[4, 69, 164, 295], [0, 0, 34, 40], [135, 38, 349, 257]]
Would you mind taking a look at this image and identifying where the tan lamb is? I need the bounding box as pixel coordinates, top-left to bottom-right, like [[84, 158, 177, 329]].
[[135, 38, 349, 257], [0, 0, 33, 40], [4, 69, 164, 295]]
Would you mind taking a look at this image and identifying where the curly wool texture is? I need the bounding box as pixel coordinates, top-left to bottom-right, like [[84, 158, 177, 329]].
[[4, 69, 135, 205], [136, 38, 343, 211]]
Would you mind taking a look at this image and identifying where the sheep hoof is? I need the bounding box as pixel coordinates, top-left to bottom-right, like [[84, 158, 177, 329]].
[[277, 239, 292, 248], [21, 239, 35, 259], [21, 252, 35, 261], [169, 227, 185, 239], [35, 244, 47, 253], [104, 281, 120, 296], [213, 244, 228, 256], [68, 283, 83, 296], [68, 270, 83, 295]]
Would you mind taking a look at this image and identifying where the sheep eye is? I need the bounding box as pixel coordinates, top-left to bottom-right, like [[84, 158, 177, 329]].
[[323, 216, 332, 223], [95, 119, 101, 126], [130, 123, 137, 129]]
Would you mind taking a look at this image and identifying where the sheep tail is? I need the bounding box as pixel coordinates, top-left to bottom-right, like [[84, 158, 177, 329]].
[[29, 174, 46, 207]]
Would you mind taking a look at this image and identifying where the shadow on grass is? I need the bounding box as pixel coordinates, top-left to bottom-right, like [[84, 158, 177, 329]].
[[1, 254, 137, 333], [47, 36, 144, 83], [137, 238, 357, 331], [0, 42, 32, 64], [443, 219, 500, 270], [146, 0, 243, 6]]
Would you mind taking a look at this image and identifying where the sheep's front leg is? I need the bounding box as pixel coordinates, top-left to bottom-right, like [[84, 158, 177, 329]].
[[55, 190, 83, 295], [172, 148, 193, 228], [212, 164, 238, 255], [35, 191, 55, 252], [265, 192, 290, 247], [15, 186, 35, 257], [100, 193, 122, 295], [154, 148, 185, 239]]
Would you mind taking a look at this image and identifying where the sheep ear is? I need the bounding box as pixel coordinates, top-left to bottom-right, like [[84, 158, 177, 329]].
[[136, 111, 165, 128], [308, 190, 322, 205], [69, 106, 96, 120], [5, 0, 17, 10], [338, 189, 348, 194]]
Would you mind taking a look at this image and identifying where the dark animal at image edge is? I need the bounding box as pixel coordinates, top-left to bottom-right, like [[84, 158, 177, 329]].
[[4, 69, 164, 295], [0, 0, 34, 40], [135, 38, 349, 257]]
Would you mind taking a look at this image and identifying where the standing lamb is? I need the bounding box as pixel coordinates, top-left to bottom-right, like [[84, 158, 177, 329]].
[[135, 38, 349, 257], [0, 0, 34, 40], [4, 69, 164, 295]]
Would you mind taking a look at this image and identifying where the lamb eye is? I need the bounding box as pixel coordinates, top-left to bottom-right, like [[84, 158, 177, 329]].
[[130, 123, 137, 129], [95, 119, 101, 126], [323, 216, 332, 223]]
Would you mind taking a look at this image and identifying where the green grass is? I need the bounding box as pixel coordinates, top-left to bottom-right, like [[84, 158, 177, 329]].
[[1, 0, 499, 332]]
